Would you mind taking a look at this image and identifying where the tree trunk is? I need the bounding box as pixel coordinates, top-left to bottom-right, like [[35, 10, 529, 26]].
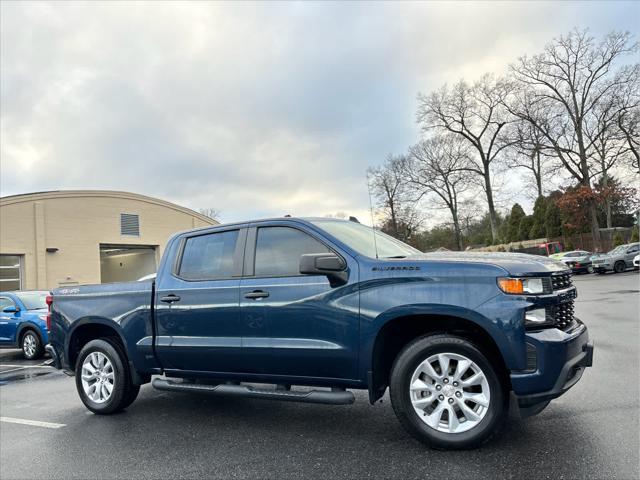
[[589, 203, 602, 252], [601, 172, 612, 229], [388, 202, 398, 239], [483, 172, 498, 241], [535, 151, 543, 198], [452, 210, 463, 251]]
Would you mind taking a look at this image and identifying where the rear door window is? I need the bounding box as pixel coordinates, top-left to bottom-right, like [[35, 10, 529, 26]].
[[179, 230, 240, 280]]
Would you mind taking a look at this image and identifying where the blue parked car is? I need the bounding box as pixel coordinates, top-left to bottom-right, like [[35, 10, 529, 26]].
[[0, 291, 50, 359]]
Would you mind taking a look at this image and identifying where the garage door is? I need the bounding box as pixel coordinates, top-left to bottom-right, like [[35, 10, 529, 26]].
[[99, 245, 157, 283], [0, 255, 22, 291]]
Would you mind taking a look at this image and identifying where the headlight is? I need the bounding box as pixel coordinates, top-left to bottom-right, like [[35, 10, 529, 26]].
[[525, 308, 547, 326], [498, 277, 547, 294]]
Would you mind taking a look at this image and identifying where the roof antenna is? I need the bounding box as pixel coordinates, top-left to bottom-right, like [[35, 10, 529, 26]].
[[366, 172, 379, 259]]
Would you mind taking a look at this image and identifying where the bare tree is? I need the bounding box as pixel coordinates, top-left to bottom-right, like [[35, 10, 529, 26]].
[[508, 121, 559, 198], [405, 135, 474, 250], [368, 155, 422, 243], [508, 29, 639, 248], [617, 104, 640, 174], [417, 74, 513, 242], [199, 208, 221, 222]]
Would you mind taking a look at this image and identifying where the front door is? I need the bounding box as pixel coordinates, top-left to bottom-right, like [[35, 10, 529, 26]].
[[240, 224, 360, 380], [625, 244, 639, 267], [154, 228, 246, 373], [0, 296, 18, 344]]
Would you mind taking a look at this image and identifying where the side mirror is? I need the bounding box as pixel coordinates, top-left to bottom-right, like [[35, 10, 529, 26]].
[[300, 253, 348, 287], [2, 306, 19, 314]]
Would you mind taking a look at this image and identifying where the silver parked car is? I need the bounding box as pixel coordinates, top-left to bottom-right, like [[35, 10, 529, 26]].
[[592, 242, 640, 274]]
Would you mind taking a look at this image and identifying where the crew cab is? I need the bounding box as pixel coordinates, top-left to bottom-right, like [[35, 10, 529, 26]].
[[46, 218, 593, 449]]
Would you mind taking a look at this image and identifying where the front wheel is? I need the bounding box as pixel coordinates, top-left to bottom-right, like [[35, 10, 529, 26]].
[[75, 339, 135, 414], [389, 335, 505, 449], [614, 261, 626, 273]]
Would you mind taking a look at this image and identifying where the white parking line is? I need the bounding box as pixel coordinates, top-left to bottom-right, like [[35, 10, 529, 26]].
[[0, 417, 66, 429], [0, 367, 31, 374], [0, 363, 51, 368]]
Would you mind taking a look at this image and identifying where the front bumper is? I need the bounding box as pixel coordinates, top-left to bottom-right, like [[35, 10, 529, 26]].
[[511, 320, 593, 413]]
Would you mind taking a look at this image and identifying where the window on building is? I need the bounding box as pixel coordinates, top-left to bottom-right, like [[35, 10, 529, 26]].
[[120, 213, 140, 236], [0, 255, 21, 291], [179, 230, 239, 280], [254, 227, 330, 277]]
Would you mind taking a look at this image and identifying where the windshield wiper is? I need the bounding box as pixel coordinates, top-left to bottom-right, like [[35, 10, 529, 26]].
[[382, 255, 407, 259]]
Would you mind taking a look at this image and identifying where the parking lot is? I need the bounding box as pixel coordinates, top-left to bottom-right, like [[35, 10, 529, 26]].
[[1, 271, 638, 479]]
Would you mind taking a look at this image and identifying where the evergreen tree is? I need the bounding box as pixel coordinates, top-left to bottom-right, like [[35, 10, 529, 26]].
[[545, 200, 562, 238], [518, 216, 534, 241], [508, 204, 526, 242], [529, 196, 548, 239]]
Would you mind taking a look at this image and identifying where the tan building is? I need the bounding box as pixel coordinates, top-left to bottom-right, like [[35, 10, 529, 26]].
[[0, 190, 217, 290]]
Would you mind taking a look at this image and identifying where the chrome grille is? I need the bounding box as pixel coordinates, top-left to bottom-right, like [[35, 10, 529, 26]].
[[546, 301, 575, 330], [551, 272, 572, 291]]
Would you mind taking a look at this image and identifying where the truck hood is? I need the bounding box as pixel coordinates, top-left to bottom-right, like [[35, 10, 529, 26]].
[[399, 252, 569, 276]]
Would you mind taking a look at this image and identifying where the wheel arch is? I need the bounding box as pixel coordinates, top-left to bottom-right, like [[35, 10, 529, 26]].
[[368, 309, 511, 404], [16, 322, 44, 347], [65, 318, 129, 371]]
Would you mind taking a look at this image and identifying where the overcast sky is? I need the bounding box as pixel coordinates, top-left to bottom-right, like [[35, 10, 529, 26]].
[[1, 1, 638, 224]]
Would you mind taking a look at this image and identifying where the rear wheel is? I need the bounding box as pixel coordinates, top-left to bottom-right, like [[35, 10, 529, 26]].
[[21, 330, 44, 360], [389, 335, 505, 450], [75, 339, 136, 414], [614, 261, 626, 273]]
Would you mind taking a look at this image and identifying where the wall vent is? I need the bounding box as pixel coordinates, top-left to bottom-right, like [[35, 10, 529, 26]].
[[120, 213, 140, 236]]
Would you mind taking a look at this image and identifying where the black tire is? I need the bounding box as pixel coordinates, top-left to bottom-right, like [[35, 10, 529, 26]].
[[389, 334, 505, 450], [75, 338, 135, 414], [121, 384, 141, 410], [21, 329, 44, 360], [614, 261, 626, 273]]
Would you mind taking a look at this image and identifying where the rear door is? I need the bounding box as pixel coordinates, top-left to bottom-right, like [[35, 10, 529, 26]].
[[239, 223, 360, 380], [154, 227, 247, 373]]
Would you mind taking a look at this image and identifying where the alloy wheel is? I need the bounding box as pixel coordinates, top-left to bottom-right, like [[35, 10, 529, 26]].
[[409, 352, 490, 434], [81, 352, 115, 404], [22, 333, 37, 358]]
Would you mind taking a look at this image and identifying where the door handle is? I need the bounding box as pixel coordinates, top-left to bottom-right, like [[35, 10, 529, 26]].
[[160, 294, 181, 304], [244, 290, 269, 300]]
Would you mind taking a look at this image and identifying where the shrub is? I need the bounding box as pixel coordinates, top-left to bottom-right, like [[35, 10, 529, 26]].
[[613, 232, 624, 247]]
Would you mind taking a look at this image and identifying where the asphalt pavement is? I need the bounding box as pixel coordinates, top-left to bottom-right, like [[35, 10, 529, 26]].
[[1, 271, 638, 479]]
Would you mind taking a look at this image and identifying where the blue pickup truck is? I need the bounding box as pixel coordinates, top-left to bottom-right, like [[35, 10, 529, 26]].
[[46, 217, 593, 449]]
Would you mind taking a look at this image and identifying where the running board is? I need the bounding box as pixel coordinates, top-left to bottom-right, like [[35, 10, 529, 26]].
[[152, 378, 355, 405]]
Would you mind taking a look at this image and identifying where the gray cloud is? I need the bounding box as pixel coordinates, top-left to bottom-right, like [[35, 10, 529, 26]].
[[2, 1, 638, 223]]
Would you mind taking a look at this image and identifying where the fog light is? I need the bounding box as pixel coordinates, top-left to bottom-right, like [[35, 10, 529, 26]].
[[525, 308, 547, 325]]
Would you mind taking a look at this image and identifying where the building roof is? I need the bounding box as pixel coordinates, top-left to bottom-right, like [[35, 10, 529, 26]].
[[0, 190, 217, 225]]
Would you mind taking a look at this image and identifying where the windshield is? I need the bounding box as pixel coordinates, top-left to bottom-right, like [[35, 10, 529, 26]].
[[310, 219, 420, 258], [607, 245, 626, 255], [15, 291, 49, 310]]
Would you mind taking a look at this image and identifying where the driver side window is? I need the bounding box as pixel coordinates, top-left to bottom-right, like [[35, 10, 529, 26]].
[[254, 227, 330, 277]]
